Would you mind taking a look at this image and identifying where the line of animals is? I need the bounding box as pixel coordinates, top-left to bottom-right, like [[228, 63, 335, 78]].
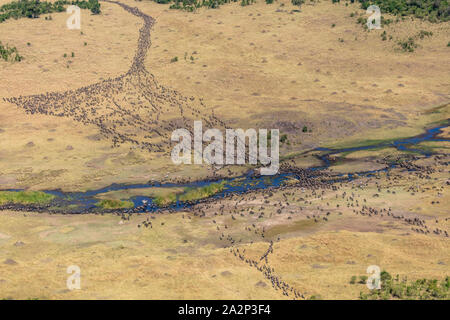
[[4, 0, 226, 154], [128, 154, 449, 299]]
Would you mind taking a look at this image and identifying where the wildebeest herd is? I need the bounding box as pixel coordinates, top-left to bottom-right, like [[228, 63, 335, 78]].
[[127, 153, 449, 299], [3, 0, 226, 153]]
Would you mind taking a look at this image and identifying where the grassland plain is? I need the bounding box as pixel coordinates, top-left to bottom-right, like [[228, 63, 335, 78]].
[[0, 0, 449, 300], [0, 0, 449, 191]]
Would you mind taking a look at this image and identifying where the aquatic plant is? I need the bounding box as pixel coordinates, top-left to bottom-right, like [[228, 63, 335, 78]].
[[95, 199, 134, 209], [0, 191, 54, 205], [153, 193, 177, 206]]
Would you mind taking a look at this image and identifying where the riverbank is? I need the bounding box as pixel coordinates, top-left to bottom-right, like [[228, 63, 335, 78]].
[[0, 122, 448, 214]]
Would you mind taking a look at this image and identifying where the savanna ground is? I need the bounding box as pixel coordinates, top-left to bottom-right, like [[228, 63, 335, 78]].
[[0, 0, 449, 299]]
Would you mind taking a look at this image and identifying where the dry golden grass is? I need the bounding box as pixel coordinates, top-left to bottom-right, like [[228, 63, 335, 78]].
[[0, 0, 448, 191], [142, 1, 450, 147]]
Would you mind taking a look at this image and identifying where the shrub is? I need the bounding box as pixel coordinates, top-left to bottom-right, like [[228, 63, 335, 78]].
[[0, 41, 22, 62], [179, 181, 226, 202], [292, 0, 304, 5]]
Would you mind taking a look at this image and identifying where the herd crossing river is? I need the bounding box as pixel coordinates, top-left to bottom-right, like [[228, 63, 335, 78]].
[[0, 122, 448, 213]]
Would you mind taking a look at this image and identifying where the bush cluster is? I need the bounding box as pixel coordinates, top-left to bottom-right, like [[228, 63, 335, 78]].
[[0, 0, 101, 23], [350, 270, 450, 300]]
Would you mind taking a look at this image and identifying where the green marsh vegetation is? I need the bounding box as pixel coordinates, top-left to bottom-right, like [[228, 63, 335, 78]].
[[397, 30, 433, 52], [150, 0, 449, 21], [0, 191, 54, 205], [356, 0, 449, 22], [95, 181, 229, 209]]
